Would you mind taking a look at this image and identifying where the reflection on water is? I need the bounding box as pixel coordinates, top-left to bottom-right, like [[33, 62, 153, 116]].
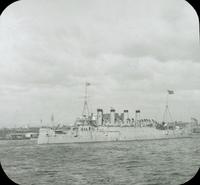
[[0, 137, 199, 185]]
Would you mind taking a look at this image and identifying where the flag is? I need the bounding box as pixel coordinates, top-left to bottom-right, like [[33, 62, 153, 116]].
[[191, 117, 198, 122], [167, 90, 174, 94], [86, 82, 91, 86], [191, 117, 198, 125]]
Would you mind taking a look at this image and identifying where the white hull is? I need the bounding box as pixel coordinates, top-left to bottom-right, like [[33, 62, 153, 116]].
[[37, 126, 191, 144]]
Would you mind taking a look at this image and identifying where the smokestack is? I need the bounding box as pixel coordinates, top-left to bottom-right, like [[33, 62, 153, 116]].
[[110, 108, 115, 125], [135, 110, 141, 126], [123, 110, 128, 124], [97, 109, 103, 125]]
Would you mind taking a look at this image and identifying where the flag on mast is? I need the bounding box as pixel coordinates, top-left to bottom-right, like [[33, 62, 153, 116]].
[[191, 117, 198, 125], [191, 117, 198, 122], [86, 82, 91, 86], [167, 90, 174, 94]]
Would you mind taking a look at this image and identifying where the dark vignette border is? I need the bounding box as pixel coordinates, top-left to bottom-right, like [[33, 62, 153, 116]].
[[0, 162, 18, 184], [0, 0, 199, 184], [0, 0, 19, 15], [186, 0, 200, 41]]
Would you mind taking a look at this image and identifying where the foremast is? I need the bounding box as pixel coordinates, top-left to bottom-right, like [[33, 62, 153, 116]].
[[82, 82, 91, 118]]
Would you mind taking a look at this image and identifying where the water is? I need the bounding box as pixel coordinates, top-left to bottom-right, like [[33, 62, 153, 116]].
[[0, 137, 200, 185]]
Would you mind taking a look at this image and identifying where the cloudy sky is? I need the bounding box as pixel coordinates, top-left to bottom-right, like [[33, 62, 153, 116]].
[[0, 0, 199, 128]]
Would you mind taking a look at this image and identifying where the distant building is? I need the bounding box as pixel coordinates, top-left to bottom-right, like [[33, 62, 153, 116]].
[[7, 133, 27, 140]]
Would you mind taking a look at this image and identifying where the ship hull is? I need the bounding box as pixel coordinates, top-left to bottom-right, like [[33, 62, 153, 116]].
[[37, 126, 191, 144]]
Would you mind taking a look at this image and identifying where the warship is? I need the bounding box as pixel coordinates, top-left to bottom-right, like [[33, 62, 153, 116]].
[[37, 83, 192, 144]]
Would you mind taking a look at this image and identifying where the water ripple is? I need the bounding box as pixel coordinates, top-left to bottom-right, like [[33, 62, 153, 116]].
[[0, 137, 200, 185]]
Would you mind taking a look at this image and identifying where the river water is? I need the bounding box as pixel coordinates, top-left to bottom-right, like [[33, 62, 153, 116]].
[[0, 137, 200, 185]]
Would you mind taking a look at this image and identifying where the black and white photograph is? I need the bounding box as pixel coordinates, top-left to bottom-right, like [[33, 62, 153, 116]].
[[0, 0, 199, 184]]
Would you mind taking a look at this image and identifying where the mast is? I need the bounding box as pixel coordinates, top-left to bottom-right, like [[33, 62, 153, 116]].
[[51, 113, 55, 128], [82, 82, 90, 118], [162, 90, 174, 130]]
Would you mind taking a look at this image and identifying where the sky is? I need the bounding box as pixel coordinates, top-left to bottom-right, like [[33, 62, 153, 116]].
[[0, 0, 199, 128]]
